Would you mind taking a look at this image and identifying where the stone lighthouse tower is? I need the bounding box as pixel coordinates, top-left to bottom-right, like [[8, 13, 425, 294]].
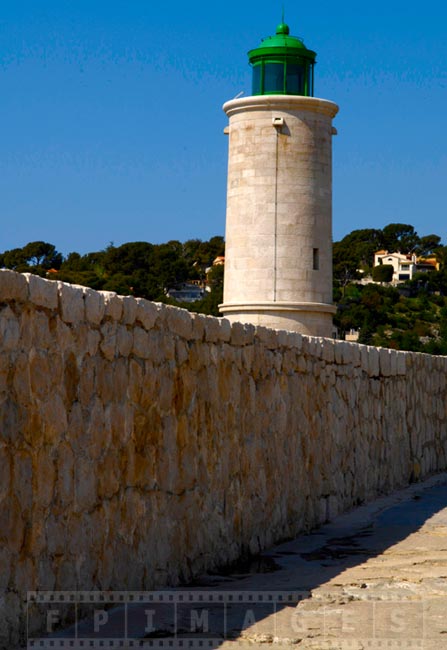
[[219, 20, 338, 337]]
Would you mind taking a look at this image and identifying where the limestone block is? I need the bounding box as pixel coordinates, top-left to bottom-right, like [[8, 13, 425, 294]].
[[389, 350, 398, 375], [100, 321, 118, 361], [0, 269, 28, 302], [217, 317, 232, 342], [41, 394, 68, 442], [321, 338, 335, 363], [35, 448, 56, 509], [1, 495, 25, 553], [57, 442, 74, 507], [396, 351, 407, 376], [37, 555, 56, 591], [74, 459, 97, 512], [360, 344, 368, 374], [379, 348, 391, 377], [0, 546, 11, 591], [242, 345, 255, 373], [102, 291, 123, 321], [24, 273, 58, 310], [367, 346, 380, 377], [132, 326, 152, 359], [57, 282, 85, 324], [110, 358, 129, 402], [165, 305, 193, 340], [97, 451, 120, 499], [57, 558, 78, 591], [11, 352, 34, 406], [287, 331, 303, 350], [190, 312, 206, 340], [334, 340, 344, 365], [346, 342, 361, 367], [255, 325, 279, 349], [175, 339, 189, 366], [121, 295, 138, 325], [27, 309, 52, 350], [136, 298, 158, 331], [276, 329, 290, 347], [29, 349, 52, 398], [0, 445, 10, 503], [87, 329, 101, 356], [204, 315, 221, 343], [87, 398, 110, 460], [243, 323, 256, 345], [56, 318, 75, 352], [128, 359, 143, 403], [0, 305, 20, 351], [117, 325, 133, 357], [230, 321, 246, 346], [84, 288, 105, 325], [45, 514, 67, 556]]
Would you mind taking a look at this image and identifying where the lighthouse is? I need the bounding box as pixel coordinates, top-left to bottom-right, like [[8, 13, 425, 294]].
[[219, 20, 338, 337]]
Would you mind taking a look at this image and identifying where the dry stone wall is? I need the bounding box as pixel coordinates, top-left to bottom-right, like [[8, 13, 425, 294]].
[[1, 269, 447, 646]]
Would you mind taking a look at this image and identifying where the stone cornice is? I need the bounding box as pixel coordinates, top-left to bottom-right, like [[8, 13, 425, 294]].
[[223, 95, 339, 119], [220, 301, 337, 315]]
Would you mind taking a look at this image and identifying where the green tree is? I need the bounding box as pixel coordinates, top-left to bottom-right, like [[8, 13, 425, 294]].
[[1, 247, 28, 270], [418, 234, 442, 255], [22, 241, 63, 269], [333, 228, 384, 287], [372, 264, 393, 283], [382, 223, 419, 253]]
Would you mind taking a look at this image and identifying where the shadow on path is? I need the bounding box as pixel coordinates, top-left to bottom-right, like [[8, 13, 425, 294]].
[[37, 473, 447, 648]]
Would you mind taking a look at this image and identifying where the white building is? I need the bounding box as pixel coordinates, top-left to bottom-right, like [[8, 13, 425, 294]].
[[373, 251, 438, 284], [373, 251, 417, 283]]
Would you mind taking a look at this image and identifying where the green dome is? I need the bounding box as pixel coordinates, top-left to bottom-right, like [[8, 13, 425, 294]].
[[248, 23, 316, 63], [248, 22, 316, 97]]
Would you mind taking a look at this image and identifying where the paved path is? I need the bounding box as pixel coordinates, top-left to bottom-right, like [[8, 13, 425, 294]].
[[40, 474, 447, 649]]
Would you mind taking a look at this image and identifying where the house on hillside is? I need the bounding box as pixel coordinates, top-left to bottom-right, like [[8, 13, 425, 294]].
[[373, 250, 437, 284], [166, 283, 205, 303]]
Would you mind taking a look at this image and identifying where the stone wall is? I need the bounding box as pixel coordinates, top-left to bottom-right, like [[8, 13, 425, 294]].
[[1, 269, 447, 647]]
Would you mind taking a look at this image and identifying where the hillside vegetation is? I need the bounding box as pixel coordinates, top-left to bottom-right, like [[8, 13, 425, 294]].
[[2, 223, 447, 353]]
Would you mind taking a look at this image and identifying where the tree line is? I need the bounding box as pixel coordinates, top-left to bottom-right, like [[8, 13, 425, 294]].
[[2, 223, 447, 353], [0, 237, 225, 315]]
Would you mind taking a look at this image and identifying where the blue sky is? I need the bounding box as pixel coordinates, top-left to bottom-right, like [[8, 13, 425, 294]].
[[1, 0, 446, 255]]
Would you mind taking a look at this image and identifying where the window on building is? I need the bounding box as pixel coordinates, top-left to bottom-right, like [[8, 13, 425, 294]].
[[313, 248, 319, 270]]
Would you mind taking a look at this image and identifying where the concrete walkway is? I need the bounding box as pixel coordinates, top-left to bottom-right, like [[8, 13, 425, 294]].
[[38, 473, 447, 649]]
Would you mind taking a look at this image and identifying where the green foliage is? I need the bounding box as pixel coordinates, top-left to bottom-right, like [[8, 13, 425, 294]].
[[382, 223, 419, 253], [418, 234, 441, 255], [0, 236, 226, 316], [22, 241, 63, 269], [371, 264, 393, 283], [3, 222, 447, 354], [333, 228, 384, 286], [1, 241, 63, 271]]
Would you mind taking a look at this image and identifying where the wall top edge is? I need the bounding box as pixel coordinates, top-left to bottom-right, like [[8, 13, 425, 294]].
[[1, 269, 447, 369], [223, 95, 339, 119]]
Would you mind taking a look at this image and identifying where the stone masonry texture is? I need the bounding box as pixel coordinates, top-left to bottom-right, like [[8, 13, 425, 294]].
[[1, 269, 447, 647]]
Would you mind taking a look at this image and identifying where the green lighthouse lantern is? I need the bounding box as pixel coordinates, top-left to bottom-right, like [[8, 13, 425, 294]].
[[248, 22, 316, 97]]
